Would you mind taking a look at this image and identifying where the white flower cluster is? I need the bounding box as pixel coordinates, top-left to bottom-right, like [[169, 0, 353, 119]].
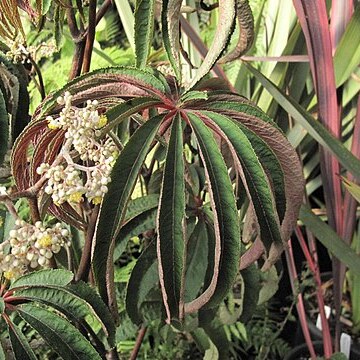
[[38, 92, 118, 205], [0, 220, 70, 280], [5, 38, 57, 63]]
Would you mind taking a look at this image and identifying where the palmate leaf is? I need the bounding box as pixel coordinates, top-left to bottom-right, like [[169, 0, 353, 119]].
[[17, 304, 102, 360], [93, 114, 164, 313], [157, 114, 186, 322]]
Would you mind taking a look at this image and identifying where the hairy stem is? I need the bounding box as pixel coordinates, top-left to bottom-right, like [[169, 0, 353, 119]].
[[75, 205, 100, 282]]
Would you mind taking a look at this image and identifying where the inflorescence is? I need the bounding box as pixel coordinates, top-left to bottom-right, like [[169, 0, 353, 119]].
[[0, 220, 71, 280], [37, 92, 118, 206]]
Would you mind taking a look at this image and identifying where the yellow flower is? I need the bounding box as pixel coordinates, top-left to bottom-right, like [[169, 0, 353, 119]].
[[92, 196, 102, 205], [69, 192, 83, 203], [38, 235, 52, 247], [97, 115, 108, 129], [48, 122, 59, 130], [4, 270, 16, 280]]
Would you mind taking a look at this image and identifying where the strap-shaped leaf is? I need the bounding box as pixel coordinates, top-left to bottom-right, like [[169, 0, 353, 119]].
[[134, 0, 155, 68], [185, 113, 240, 312], [187, 0, 236, 89], [200, 110, 282, 253], [7, 320, 37, 360], [114, 208, 157, 260], [157, 114, 186, 321], [161, 0, 181, 79], [93, 114, 164, 310], [0, 88, 8, 165], [124, 194, 159, 221], [126, 243, 158, 325], [17, 304, 101, 360], [244, 62, 360, 179], [10, 269, 73, 289]]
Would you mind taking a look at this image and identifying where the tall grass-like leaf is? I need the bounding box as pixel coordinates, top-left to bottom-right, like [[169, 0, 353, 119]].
[[134, 0, 155, 68], [185, 113, 240, 312], [330, 0, 353, 49], [93, 114, 164, 312], [244, 63, 360, 179], [157, 114, 186, 322], [113, 0, 135, 51], [187, 0, 236, 89], [299, 206, 360, 276], [334, 6, 360, 87], [7, 321, 37, 360], [0, 88, 8, 165], [18, 304, 102, 360]]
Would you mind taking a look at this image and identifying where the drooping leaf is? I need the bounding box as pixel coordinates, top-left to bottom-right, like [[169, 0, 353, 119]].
[[7, 320, 37, 360], [244, 62, 360, 179], [200, 110, 282, 254], [185, 113, 240, 312], [124, 194, 159, 221], [187, 0, 236, 89], [10, 269, 73, 289], [126, 243, 158, 325], [0, 88, 8, 165], [93, 114, 164, 311], [299, 205, 360, 276], [161, 0, 182, 79], [134, 0, 155, 68], [219, 0, 254, 63], [157, 114, 186, 321], [18, 304, 102, 360]]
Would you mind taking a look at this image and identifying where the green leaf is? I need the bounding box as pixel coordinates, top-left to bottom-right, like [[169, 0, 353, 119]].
[[113, 0, 135, 51], [187, 0, 236, 89], [185, 219, 209, 302], [244, 62, 360, 179], [66, 281, 116, 346], [239, 264, 260, 323], [0, 88, 9, 165], [126, 243, 158, 325], [299, 205, 360, 276], [18, 304, 101, 360], [161, 0, 182, 79], [202, 110, 282, 254], [0, 297, 4, 314], [157, 114, 186, 321], [185, 113, 240, 312], [10, 269, 73, 289], [0, 341, 5, 360], [334, 6, 360, 87], [93, 114, 164, 308], [41, 0, 52, 15], [114, 208, 157, 260], [103, 97, 161, 134], [342, 177, 360, 203], [124, 194, 159, 221], [7, 321, 37, 360], [134, 0, 155, 68]]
